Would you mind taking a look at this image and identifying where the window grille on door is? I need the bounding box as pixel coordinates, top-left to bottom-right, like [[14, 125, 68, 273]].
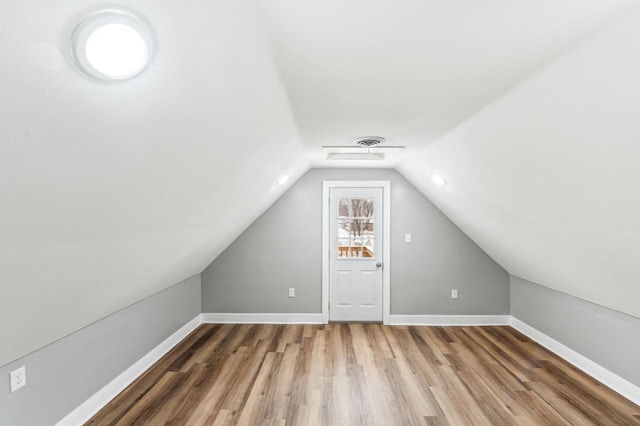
[[336, 198, 376, 259]]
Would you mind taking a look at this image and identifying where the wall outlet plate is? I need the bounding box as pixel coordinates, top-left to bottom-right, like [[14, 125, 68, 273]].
[[288, 288, 295, 298], [451, 289, 458, 299], [404, 233, 412, 243], [10, 366, 26, 393]]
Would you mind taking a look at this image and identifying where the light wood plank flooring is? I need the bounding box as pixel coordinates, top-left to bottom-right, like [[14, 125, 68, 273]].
[[88, 324, 640, 425]]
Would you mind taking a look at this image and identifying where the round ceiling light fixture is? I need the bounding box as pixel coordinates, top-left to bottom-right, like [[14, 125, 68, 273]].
[[431, 173, 447, 186], [276, 172, 290, 186], [70, 9, 153, 81]]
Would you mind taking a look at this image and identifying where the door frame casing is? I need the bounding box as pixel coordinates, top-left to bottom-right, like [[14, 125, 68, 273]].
[[322, 181, 391, 324]]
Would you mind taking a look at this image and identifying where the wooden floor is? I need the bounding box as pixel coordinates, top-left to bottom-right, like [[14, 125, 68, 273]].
[[88, 324, 640, 425]]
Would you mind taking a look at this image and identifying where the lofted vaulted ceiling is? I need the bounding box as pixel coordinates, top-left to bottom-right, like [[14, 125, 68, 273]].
[[1, 0, 639, 366], [258, 0, 634, 165]]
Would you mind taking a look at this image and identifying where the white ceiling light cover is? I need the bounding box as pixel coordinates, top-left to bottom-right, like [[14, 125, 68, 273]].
[[277, 172, 290, 185], [431, 174, 447, 186], [71, 9, 153, 81]]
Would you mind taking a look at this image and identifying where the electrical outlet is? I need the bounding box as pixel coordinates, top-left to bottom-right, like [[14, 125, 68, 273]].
[[288, 288, 295, 298], [451, 289, 458, 299], [404, 233, 412, 243], [10, 366, 26, 393]]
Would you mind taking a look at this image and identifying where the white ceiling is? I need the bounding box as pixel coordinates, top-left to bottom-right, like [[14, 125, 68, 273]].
[[258, 0, 633, 166], [2, 0, 639, 365], [399, 5, 640, 318], [0, 0, 309, 366]]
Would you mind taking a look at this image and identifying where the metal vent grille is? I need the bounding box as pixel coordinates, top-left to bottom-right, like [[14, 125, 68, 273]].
[[353, 136, 386, 147]]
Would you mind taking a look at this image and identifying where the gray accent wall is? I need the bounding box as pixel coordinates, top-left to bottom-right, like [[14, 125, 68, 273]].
[[202, 168, 509, 315], [510, 275, 640, 387], [0, 274, 201, 426]]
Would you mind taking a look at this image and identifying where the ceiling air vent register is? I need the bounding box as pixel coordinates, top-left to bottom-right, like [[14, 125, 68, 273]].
[[353, 136, 386, 147], [323, 136, 403, 160]]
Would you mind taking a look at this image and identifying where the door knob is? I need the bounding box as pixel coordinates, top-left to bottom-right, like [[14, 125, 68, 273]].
[[376, 263, 382, 267]]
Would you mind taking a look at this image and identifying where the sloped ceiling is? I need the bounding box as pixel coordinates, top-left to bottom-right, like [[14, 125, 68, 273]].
[[258, 0, 633, 165], [2, 0, 639, 365], [0, 0, 308, 366], [399, 6, 640, 318]]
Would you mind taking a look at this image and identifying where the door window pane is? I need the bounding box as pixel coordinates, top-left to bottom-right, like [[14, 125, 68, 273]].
[[337, 198, 375, 259], [338, 199, 350, 218]]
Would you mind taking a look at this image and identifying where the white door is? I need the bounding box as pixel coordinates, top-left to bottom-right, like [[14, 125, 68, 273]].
[[329, 187, 383, 322]]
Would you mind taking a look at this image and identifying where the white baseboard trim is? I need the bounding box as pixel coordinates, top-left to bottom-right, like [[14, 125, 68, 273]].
[[389, 314, 510, 326], [202, 312, 323, 324], [56, 314, 203, 426], [510, 316, 640, 405], [56, 312, 639, 425]]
